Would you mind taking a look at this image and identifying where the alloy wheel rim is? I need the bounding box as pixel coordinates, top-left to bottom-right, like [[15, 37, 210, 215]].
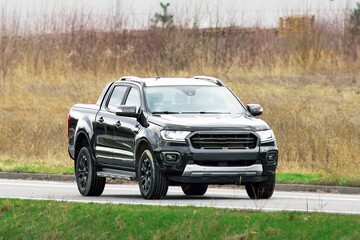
[[140, 157, 152, 193], [78, 155, 89, 191]]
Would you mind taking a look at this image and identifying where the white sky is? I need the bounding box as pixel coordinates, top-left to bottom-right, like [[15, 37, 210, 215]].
[[0, 0, 358, 29]]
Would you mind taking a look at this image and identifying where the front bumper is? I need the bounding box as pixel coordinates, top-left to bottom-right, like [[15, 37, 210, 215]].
[[153, 141, 278, 184]]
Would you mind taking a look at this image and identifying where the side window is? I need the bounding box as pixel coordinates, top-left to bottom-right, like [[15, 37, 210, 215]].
[[125, 87, 141, 112], [107, 86, 128, 111]]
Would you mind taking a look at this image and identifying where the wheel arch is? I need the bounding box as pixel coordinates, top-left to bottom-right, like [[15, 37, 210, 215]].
[[75, 131, 91, 161], [135, 138, 152, 175]]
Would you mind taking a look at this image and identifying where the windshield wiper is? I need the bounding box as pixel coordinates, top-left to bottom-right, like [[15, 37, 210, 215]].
[[152, 111, 180, 114], [182, 111, 231, 114], [152, 111, 232, 115]]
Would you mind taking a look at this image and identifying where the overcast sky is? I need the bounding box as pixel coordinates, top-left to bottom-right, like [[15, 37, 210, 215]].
[[0, 0, 358, 28]]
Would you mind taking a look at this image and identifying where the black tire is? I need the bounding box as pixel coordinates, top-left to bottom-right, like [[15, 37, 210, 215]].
[[75, 146, 105, 196], [181, 184, 208, 196], [245, 174, 275, 199], [138, 148, 169, 199]]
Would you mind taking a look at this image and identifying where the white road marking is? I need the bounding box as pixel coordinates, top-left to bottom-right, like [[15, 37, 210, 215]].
[[1, 195, 360, 215], [1, 179, 360, 214]]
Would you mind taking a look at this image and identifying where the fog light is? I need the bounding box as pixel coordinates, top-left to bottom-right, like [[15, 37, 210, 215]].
[[165, 154, 178, 162], [162, 152, 181, 165], [266, 152, 277, 162]]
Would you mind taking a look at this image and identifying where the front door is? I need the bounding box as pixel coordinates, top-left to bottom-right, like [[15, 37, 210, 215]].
[[113, 86, 141, 168]]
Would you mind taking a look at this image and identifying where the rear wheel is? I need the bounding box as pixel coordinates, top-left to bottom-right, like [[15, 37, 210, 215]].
[[138, 148, 169, 199], [245, 174, 275, 199], [181, 184, 208, 196], [75, 147, 105, 196]]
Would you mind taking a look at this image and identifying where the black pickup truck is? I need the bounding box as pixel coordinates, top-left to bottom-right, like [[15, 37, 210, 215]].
[[67, 76, 278, 199]]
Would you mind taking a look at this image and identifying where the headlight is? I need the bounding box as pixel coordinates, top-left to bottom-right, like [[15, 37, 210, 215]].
[[256, 130, 275, 143], [160, 130, 191, 142]]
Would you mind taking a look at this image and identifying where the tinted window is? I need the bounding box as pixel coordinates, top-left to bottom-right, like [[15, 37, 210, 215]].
[[107, 86, 128, 111], [125, 87, 141, 112]]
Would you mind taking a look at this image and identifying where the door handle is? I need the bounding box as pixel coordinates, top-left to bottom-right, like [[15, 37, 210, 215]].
[[98, 117, 104, 123], [115, 121, 121, 128]]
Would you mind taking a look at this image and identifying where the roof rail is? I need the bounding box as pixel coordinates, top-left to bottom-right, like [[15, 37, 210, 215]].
[[192, 76, 224, 86], [118, 76, 145, 86], [120, 76, 140, 81]]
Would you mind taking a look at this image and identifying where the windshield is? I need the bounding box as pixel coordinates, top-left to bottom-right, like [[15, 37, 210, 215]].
[[144, 86, 246, 114]]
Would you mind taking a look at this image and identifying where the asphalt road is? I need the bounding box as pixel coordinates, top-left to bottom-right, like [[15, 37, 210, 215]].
[[1, 179, 360, 214]]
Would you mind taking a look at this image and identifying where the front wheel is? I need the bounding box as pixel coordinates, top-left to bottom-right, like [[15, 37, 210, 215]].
[[181, 184, 208, 196], [75, 147, 105, 196], [245, 174, 275, 199], [138, 149, 169, 199]]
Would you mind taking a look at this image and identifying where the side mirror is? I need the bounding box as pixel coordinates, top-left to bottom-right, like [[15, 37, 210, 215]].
[[115, 105, 139, 118], [247, 104, 263, 116]]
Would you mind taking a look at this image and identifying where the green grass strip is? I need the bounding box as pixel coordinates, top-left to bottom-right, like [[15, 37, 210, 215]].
[[0, 199, 359, 240], [276, 172, 360, 187]]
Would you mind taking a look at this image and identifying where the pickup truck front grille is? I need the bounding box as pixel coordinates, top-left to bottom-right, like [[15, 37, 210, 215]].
[[190, 133, 257, 150]]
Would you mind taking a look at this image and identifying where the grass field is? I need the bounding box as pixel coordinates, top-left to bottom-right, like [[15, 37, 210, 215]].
[[0, 198, 359, 240], [0, 11, 359, 185]]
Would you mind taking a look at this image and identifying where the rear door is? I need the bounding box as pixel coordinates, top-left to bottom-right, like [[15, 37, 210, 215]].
[[94, 85, 129, 166]]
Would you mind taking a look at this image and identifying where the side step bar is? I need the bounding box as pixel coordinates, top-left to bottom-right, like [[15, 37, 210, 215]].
[[97, 168, 136, 181]]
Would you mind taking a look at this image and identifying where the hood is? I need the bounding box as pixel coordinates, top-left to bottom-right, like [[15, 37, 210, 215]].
[[147, 114, 269, 131]]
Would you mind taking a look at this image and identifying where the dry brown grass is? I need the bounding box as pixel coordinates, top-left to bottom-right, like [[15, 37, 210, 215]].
[[0, 12, 359, 183]]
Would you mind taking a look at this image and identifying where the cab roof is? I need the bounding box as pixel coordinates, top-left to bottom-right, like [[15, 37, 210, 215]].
[[115, 76, 224, 87]]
